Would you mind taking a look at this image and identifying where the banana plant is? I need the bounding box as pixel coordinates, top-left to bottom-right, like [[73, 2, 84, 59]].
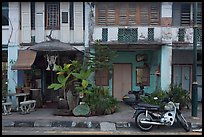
[[48, 60, 82, 99], [72, 68, 94, 96]]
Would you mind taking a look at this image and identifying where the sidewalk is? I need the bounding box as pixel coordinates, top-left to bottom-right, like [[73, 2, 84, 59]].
[[2, 102, 202, 130]]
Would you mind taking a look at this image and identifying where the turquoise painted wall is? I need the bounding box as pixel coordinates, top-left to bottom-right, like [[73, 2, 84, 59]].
[[110, 50, 161, 94]]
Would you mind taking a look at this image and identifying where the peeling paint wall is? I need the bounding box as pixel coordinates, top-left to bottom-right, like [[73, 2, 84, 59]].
[[93, 27, 163, 43], [6, 3, 21, 94], [110, 51, 161, 94], [21, 2, 31, 43], [19, 2, 85, 43], [161, 45, 172, 90]]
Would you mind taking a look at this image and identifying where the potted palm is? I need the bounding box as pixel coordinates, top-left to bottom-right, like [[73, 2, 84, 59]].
[[168, 84, 190, 110]]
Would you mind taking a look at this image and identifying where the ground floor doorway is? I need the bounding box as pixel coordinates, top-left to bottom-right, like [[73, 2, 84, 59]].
[[113, 63, 132, 101]]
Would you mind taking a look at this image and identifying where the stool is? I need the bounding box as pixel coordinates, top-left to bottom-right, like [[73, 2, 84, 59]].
[[2, 102, 12, 115], [20, 100, 36, 114]]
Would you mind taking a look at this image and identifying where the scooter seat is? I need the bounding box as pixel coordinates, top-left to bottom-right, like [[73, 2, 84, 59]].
[[137, 102, 160, 110]]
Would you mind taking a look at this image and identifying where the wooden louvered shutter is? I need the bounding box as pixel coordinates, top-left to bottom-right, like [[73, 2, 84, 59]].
[[181, 4, 190, 26], [150, 3, 160, 25], [98, 5, 106, 25], [128, 3, 137, 25], [140, 5, 149, 25], [119, 4, 127, 25], [107, 4, 116, 25], [195, 3, 202, 25]]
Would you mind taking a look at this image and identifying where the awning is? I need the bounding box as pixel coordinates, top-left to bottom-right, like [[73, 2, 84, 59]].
[[11, 50, 37, 70]]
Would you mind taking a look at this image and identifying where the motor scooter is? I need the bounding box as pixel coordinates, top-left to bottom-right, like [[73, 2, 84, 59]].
[[133, 96, 191, 132], [122, 85, 147, 106]]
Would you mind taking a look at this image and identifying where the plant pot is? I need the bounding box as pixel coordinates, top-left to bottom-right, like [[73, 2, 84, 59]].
[[16, 87, 22, 94]]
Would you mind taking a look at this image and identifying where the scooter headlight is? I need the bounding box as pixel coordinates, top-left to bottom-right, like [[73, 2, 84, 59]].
[[164, 103, 174, 111]]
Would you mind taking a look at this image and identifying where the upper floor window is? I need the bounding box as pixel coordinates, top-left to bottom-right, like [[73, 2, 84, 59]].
[[181, 4, 191, 26], [180, 3, 202, 26], [2, 2, 9, 26], [193, 3, 202, 25], [96, 2, 160, 26], [45, 2, 60, 30]]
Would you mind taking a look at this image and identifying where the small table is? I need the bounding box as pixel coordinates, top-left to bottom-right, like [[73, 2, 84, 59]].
[[5, 93, 30, 111]]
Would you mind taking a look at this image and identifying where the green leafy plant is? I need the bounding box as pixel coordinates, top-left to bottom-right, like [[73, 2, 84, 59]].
[[167, 84, 190, 109], [140, 88, 168, 109], [48, 60, 82, 111], [88, 40, 117, 71], [72, 68, 94, 96], [85, 86, 118, 115]]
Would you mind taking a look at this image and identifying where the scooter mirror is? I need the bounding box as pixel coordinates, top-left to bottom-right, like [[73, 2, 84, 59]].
[[153, 97, 158, 100]]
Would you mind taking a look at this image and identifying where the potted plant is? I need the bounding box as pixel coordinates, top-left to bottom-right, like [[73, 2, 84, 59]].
[[15, 85, 22, 94], [167, 84, 190, 110]]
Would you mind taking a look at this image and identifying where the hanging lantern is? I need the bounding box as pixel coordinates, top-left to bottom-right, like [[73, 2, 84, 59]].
[[46, 54, 58, 71]]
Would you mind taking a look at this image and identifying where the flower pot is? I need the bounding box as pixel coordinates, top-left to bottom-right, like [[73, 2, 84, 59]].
[[16, 87, 22, 94]]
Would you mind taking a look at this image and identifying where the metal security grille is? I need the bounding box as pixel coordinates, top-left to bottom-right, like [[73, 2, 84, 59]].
[[102, 28, 108, 42], [178, 28, 185, 42], [197, 28, 202, 42], [148, 28, 154, 41], [45, 2, 60, 29], [118, 28, 138, 43]]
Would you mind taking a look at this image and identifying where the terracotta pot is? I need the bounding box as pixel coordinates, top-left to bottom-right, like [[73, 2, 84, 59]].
[[16, 87, 22, 94], [22, 87, 31, 93]]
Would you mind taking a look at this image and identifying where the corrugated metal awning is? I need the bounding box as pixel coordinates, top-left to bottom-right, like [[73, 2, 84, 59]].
[[11, 50, 37, 70]]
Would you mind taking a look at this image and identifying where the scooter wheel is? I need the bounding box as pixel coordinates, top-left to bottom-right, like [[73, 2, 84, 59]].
[[135, 111, 153, 131], [176, 112, 191, 132]]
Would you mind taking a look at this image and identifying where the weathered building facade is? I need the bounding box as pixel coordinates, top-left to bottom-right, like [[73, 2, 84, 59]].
[[91, 2, 202, 101], [2, 2, 202, 104], [2, 2, 92, 105]]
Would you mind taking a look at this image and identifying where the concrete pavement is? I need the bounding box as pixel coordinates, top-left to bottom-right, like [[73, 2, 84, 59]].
[[2, 102, 202, 131]]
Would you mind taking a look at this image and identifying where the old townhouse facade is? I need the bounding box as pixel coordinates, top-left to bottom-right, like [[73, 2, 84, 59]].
[[2, 2, 92, 105], [91, 2, 202, 101], [2, 2, 202, 104]]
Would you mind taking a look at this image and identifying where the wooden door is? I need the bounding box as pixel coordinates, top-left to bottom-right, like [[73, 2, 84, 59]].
[[113, 64, 132, 101]]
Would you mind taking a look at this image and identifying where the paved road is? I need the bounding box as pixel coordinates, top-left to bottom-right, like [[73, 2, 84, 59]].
[[2, 127, 201, 135]]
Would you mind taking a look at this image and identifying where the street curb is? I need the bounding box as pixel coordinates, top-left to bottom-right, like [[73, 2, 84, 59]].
[[2, 120, 202, 129]]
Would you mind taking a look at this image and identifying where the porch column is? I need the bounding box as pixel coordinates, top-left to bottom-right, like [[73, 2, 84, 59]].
[[160, 45, 172, 90]]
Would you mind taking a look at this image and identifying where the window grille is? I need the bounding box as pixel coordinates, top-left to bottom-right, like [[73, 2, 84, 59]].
[[102, 28, 108, 42], [197, 28, 202, 42], [118, 28, 138, 43], [45, 2, 60, 29], [178, 28, 185, 42], [148, 28, 154, 41]]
